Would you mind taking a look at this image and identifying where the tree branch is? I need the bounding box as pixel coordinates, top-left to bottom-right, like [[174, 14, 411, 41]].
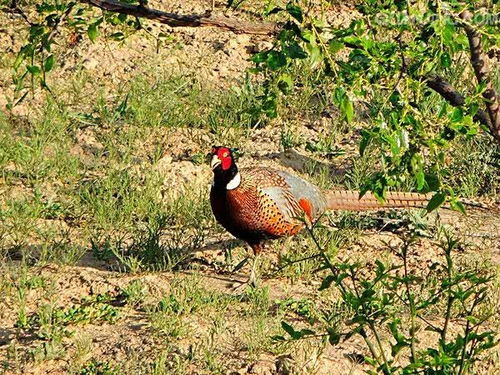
[[46, 3, 75, 46], [341, 39, 496, 137], [425, 74, 493, 131], [80, 0, 279, 35], [459, 10, 500, 143], [4, 0, 34, 26]]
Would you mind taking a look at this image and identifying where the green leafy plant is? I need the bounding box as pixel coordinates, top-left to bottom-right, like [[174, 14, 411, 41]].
[[7, 0, 142, 108], [250, 0, 499, 207], [80, 359, 118, 375], [274, 221, 498, 375]]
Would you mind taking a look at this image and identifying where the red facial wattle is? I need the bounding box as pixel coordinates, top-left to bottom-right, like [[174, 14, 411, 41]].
[[216, 147, 232, 170]]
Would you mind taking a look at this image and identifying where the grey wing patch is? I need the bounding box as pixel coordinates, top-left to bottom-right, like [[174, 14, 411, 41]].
[[260, 186, 302, 222], [275, 170, 327, 218]]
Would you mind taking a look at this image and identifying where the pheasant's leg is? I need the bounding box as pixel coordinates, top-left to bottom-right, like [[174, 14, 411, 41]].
[[248, 254, 259, 287], [230, 243, 263, 292]]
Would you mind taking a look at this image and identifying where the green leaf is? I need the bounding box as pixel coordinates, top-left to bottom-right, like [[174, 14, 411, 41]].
[[281, 321, 300, 339], [450, 200, 465, 214], [392, 342, 408, 356], [319, 275, 335, 291], [262, 97, 278, 118], [415, 170, 425, 191], [424, 174, 440, 191], [328, 331, 341, 345], [299, 329, 315, 336], [426, 192, 446, 212], [398, 129, 409, 149], [266, 51, 287, 70], [437, 102, 448, 118], [252, 51, 268, 64], [440, 52, 452, 68], [286, 2, 303, 23], [328, 40, 344, 54], [284, 41, 307, 59], [441, 23, 456, 46], [27, 65, 41, 75], [450, 107, 463, 123], [278, 73, 293, 93], [29, 25, 46, 41], [359, 131, 370, 156], [44, 55, 55, 72], [307, 44, 322, 67], [302, 29, 315, 43], [271, 335, 286, 341], [265, 6, 283, 16], [109, 32, 125, 41], [14, 51, 26, 70], [341, 95, 354, 123], [232, 257, 248, 273], [88, 24, 99, 42], [375, 259, 385, 276]]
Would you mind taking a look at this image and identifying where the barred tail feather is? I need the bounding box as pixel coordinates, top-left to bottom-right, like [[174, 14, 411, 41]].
[[325, 190, 432, 211]]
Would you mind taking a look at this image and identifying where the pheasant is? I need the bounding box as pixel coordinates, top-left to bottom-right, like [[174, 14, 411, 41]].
[[209, 146, 432, 286]]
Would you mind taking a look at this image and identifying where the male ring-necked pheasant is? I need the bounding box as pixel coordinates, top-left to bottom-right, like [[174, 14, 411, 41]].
[[209, 146, 431, 286]]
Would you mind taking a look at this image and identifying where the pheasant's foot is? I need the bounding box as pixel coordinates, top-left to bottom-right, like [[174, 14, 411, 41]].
[[229, 277, 258, 294], [228, 252, 260, 294], [230, 258, 259, 293]]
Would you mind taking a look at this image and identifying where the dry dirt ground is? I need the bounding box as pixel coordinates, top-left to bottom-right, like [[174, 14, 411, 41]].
[[0, 1, 499, 375], [0, 210, 498, 375]]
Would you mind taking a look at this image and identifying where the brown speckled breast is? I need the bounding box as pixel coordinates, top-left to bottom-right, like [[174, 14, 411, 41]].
[[210, 167, 324, 247]]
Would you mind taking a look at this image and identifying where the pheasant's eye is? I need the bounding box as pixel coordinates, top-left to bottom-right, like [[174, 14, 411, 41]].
[[223, 152, 229, 158]]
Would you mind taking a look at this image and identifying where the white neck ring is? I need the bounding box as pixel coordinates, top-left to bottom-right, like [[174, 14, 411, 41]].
[[226, 172, 241, 190]]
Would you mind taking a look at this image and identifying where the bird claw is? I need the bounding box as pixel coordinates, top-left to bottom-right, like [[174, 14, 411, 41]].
[[229, 276, 257, 294], [228, 254, 260, 294]]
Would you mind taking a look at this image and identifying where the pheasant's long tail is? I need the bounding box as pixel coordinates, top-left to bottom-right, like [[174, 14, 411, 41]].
[[325, 190, 432, 211]]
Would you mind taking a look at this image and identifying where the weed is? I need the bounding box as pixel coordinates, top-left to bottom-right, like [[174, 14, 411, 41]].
[[124, 75, 266, 130], [276, 297, 319, 325], [305, 138, 344, 159], [280, 127, 302, 150], [244, 285, 271, 316], [63, 294, 120, 325], [70, 333, 93, 372], [16, 293, 119, 337], [85, 179, 214, 272], [147, 275, 235, 340], [448, 136, 500, 197], [276, 224, 498, 375], [242, 316, 275, 358], [121, 279, 147, 307], [80, 360, 118, 375]]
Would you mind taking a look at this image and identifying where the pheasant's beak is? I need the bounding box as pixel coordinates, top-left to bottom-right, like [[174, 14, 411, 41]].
[[210, 155, 221, 170]]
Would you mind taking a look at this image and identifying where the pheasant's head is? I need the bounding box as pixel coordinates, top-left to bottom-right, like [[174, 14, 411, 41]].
[[210, 146, 240, 190], [210, 146, 235, 171]]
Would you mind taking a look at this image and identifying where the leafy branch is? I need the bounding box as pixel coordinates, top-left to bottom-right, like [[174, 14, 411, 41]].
[[247, 0, 499, 207], [275, 222, 497, 375]]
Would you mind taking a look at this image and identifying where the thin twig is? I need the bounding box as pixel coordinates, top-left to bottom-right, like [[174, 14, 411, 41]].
[[4, 0, 34, 26], [80, 0, 279, 35], [45, 3, 76, 46], [401, 239, 417, 362]]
